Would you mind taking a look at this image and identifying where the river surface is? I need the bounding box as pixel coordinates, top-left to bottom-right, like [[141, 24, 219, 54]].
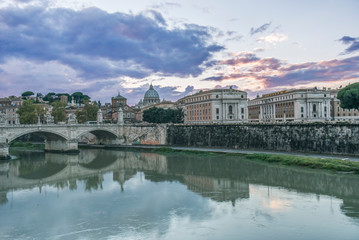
[[0, 148, 359, 240]]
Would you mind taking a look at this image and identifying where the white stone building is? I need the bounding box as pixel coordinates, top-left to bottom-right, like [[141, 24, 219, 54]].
[[178, 87, 248, 124], [248, 88, 331, 122]]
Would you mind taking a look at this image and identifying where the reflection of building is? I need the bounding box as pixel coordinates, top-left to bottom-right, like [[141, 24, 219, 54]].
[[330, 89, 359, 122], [178, 86, 248, 123], [248, 88, 331, 122], [183, 175, 249, 205]]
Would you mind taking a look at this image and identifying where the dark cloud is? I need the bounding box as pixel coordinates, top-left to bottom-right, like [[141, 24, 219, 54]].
[[339, 36, 359, 54], [0, 6, 223, 79], [250, 22, 271, 35]]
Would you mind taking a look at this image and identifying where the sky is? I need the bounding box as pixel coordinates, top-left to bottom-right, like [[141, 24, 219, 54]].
[[0, 0, 358, 105]]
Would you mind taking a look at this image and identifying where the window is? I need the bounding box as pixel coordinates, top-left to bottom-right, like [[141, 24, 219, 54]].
[[216, 108, 219, 114], [301, 107, 304, 113], [216, 116, 219, 120], [241, 108, 244, 114], [313, 104, 317, 112], [324, 94, 326, 97], [241, 95, 243, 98], [314, 114, 316, 118], [230, 116, 232, 119], [216, 95, 219, 98], [324, 106, 327, 112], [301, 114, 304, 118], [229, 105, 233, 114]]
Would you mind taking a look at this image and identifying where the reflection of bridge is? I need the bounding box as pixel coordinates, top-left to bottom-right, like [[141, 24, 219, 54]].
[[0, 123, 167, 159], [1, 149, 359, 219], [0, 150, 169, 193]]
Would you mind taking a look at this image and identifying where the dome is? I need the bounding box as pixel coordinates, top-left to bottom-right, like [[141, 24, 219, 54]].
[[144, 84, 159, 99]]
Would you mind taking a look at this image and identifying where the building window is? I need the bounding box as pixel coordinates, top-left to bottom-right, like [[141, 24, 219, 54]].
[[314, 114, 316, 118], [313, 104, 317, 112], [230, 116, 232, 119], [216, 116, 219, 120], [241, 95, 243, 98], [301, 114, 304, 118], [216, 108, 219, 114], [241, 108, 244, 114], [301, 107, 304, 113], [216, 95, 219, 98], [324, 106, 327, 112], [229, 105, 233, 114]]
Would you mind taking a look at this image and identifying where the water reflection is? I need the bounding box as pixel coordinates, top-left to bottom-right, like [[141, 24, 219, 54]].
[[0, 149, 359, 239]]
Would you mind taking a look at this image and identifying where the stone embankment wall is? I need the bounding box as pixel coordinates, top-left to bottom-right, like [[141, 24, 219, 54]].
[[166, 123, 359, 156]]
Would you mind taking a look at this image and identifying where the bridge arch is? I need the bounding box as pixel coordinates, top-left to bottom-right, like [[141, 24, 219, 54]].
[[76, 128, 119, 144], [8, 129, 69, 144]]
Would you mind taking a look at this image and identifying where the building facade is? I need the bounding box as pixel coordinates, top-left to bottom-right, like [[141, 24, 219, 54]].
[[248, 88, 331, 122], [178, 87, 248, 124], [111, 92, 138, 123]]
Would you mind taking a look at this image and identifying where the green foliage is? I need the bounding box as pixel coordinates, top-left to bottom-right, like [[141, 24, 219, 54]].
[[43, 92, 56, 103], [17, 99, 37, 124], [71, 92, 90, 104], [75, 101, 99, 123], [35, 105, 46, 123], [143, 107, 184, 123], [246, 153, 359, 173], [337, 83, 359, 110], [21, 91, 34, 97], [51, 101, 67, 123]]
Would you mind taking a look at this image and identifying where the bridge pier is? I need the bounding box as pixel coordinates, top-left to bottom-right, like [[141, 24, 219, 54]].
[[0, 143, 10, 160], [44, 139, 79, 153]]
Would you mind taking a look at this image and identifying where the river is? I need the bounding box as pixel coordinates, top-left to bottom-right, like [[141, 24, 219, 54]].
[[0, 148, 358, 240]]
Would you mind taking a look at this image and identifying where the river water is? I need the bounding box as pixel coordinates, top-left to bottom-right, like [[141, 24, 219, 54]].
[[0, 148, 359, 240]]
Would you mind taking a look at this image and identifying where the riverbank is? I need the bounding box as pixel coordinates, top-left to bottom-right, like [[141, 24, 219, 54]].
[[83, 144, 359, 174]]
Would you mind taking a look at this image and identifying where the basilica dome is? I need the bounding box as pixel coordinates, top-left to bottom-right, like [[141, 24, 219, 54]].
[[143, 84, 160, 106], [144, 84, 159, 98]]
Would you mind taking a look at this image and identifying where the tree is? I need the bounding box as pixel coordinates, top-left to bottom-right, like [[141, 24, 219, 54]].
[[337, 83, 359, 110], [43, 92, 57, 103], [51, 101, 67, 123], [17, 99, 37, 124], [143, 107, 184, 123], [75, 101, 98, 123], [35, 105, 46, 123], [21, 91, 34, 99]]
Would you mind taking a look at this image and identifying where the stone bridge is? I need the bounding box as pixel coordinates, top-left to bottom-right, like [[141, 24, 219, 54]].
[[0, 123, 167, 159]]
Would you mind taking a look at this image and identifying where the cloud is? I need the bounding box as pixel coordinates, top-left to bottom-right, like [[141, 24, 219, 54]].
[[203, 53, 359, 89], [0, 6, 223, 80], [257, 33, 288, 44], [339, 36, 359, 54], [250, 22, 271, 35]]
